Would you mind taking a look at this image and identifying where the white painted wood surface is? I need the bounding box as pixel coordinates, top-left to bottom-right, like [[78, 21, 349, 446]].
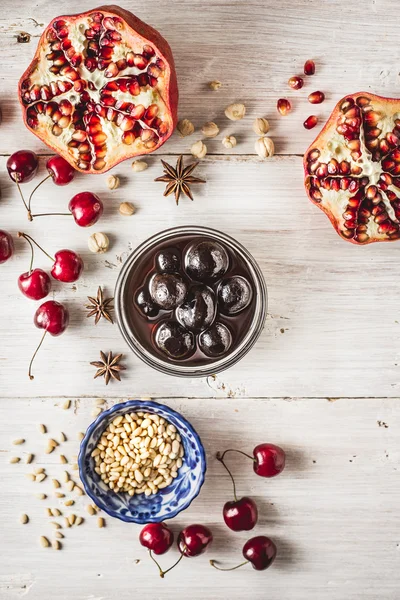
[[1, 0, 400, 598]]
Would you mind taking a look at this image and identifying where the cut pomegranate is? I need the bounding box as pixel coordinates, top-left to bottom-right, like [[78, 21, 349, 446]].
[[277, 98, 291, 116], [303, 115, 318, 130], [304, 60, 315, 75], [308, 91, 325, 104], [18, 7, 178, 174], [288, 76, 304, 90], [304, 92, 400, 244]]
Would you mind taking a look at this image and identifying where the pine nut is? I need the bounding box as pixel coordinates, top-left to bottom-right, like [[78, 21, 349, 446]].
[[55, 531, 64, 539], [66, 481, 74, 492], [50, 521, 62, 529], [64, 518, 71, 528], [46, 508, 53, 517], [36, 493, 47, 500], [20, 514, 29, 524], [65, 499, 74, 507], [62, 400, 71, 410], [52, 479, 61, 489], [74, 485, 84, 496], [77, 432, 84, 442], [97, 517, 105, 528], [86, 505, 96, 516], [75, 516, 84, 526], [55, 492, 65, 498], [48, 439, 58, 448], [45, 445, 54, 454], [72, 463, 78, 471], [62, 471, 70, 483], [52, 540, 61, 550], [60, 455, 68, 464], [26, 474, 36, 481], [92, 407, 103, 417], [96, 398, 106, 406], [40, 536, 50, 548], [60, 432, 67, 442], [51, 508, 61, 517], [39, 424, 47, 434], [13, 438, 25, 445], [10, 457, 20, 464], [68, 514, 76, 526]]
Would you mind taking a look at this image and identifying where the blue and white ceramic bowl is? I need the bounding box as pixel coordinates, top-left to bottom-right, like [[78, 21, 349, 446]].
[[78, 400, 206, 524]]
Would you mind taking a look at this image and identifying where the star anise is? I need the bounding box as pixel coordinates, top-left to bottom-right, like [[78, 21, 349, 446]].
[[90, 351, 126, 385], [86, 287, 114, 324], [154, 155, 205, 204]]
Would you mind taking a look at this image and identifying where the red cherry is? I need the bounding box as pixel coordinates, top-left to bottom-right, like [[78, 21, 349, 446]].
[[210, 535, 277, 573], [7, 150, 38, 183], [0, 230, 14, 263], [69, 192, 103, 227], [242, 536, 277, 570], [223, 496, 258, 532], [177, 524, 213, 557], [51, 249, 84, 283], [18, 269, 51, 300], [46, 155, 76, 185], [253, 443, 286, 477], [139, 523, 174, 555], [29, 300, 69, 379]]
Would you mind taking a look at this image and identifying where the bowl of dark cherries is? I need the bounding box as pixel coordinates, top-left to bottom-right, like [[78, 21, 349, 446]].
[[115, 226, 267, 377]]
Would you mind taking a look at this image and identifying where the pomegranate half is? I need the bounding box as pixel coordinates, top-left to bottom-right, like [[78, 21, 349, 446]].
[[18, 6, 178, 174], [304, 92, 400, 244]]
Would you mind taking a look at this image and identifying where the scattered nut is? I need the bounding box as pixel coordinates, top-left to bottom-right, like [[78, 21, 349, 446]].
[[75, 516, 84, 526], [96, 399, 106, 406], [26, 453, 34, 464], [66, 481, 75, 493], [92, 407, 103, 417], [52, 540, 62, 550], [222, 135, 237, 149], [10, 457, 20, 464], [176, 119, 195, 137], [34, 467, 44, 475], [119, 202, 135, 216], [97, 517, 105, 528], [64, 517, 71, 528], [131, 160, 148, 172], [209, 80, 222, 91], [50, 521, 62, 529], [48, 439, 58, 449], [60, 455, 68, 464], [62, 400, 71, 410], [86, 505, 96, 516], [68, 514, 76, 526], [60, 432, 67, 443], [77, 432, 85, 442], [106, 174, 120, 190], [201, 122, 219, 138], [74, 485, 84, 496], [45, 444, 54, 455], [55, 492, 65, 498], [62, 471, 70, 483], [88, 232, 110, 254], [191, 140, 207, 159], [20, 514, 29, 524], [25, 474, 36, 481], [39, 424, 47, 434], [253, 117, 270, 136], [13, 438, 25, 446], [72, 463, 79, 471], [52, 479, 61, 489], [46, 508, 52, 517], [36, 473, 46, 482], [36, 493, 47, 500], [255, 136, 275, 159], [51, 508, 62, 517], [225, 103, 246, 121], [55, 531, 64, 539], [65, 499, 75, 506], [40, 536, 50, 548]]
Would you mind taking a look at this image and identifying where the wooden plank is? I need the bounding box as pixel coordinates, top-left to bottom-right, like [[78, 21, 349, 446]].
[[1, 154, 400, 399], [0, 396, 399, 600], [1, 0, 400, 157]]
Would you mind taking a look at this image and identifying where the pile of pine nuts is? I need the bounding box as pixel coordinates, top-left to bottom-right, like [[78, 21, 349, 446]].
[[92, 411, 184, 496]]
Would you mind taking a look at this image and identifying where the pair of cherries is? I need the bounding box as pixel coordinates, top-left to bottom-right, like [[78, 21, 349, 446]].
[[6, 149, 103, 226], [209, 442, 285, 572], [140, 523, 213, 578]]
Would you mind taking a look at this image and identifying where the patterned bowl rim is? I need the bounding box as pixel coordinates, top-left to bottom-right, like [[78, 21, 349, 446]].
[[78, 399, 207, 523]]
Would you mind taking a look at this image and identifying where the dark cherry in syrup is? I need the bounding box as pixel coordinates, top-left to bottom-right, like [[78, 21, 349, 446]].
[[156, 248, 181, 273], [218, 275, 253, 315], [136, 288, 159, 318], [154, 321, 195, 359], [176, 284, 216, 332], [184, 240, 229, 282], [149, 273, 188, 310], [198, 322, 232, 357]]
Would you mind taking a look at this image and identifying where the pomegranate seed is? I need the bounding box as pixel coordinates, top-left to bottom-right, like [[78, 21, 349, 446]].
[[288, 76, 304, 90], [304, 115, 318, 130], [308, 91, 325, 104], [304, 60, 315, 75], [277, 98, 291, 116]]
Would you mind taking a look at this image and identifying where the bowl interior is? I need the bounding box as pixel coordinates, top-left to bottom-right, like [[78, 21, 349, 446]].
[[79, 400, 206, 524]]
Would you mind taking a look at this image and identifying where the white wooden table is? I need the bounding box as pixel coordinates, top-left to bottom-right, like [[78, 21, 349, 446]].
[[1, 1, 400, 598]]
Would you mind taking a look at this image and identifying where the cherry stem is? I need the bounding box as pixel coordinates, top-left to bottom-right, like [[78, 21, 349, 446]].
[[30, 213, 71, 218], [210, 559, 249, 571], [21, 234, 35, 275], [28, 330, 47, 380], [217, 449, 255, 462], [216, 452, 239, 502], [18, 232, 55, 263], [15, 180, 31, 220], [28, 174, 51, 213], [149, 550, 184, 578]]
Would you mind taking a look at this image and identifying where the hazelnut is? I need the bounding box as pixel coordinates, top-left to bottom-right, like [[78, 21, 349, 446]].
[[131, 160, 148, 172], [253, 118, 270, 136], [119, 202, 136, 216], [225, 103, 246, 121], [201, 122, 220, 138], [222, 135, 237, 149], [209, 80, 222, 91], [191, 140, 207, 159], [176, 119, 195, 137], [106, 175, 120, 190], [255, 137, 275, 159], [88, 232, 109, 254]]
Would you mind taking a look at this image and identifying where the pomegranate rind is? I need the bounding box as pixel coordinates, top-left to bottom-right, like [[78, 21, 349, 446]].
[[304, 92, 400, 245], [18, 6, 178, 174]]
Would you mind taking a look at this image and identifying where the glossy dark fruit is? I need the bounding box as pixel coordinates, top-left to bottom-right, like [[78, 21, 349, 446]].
[[218, 275, 252, 315], [18, 268, 51, 300], [242, 536, 277, 571], [223, 496, 258, 532], [176, 284, 216, 332], [46, 155, 75, 185], [198, 322, 232, 357], [149, 273, 188, 310], [184, 240, 229, 282], [0, 230, 14, 263], [6, 150, 38, 183], [51, 249, 84, 283], [34, 300, 69, 336], [156, 248, 181, 273], [69, 192, 104, 227], [154, 321, 195, 359], [177, 524, 213, 557], [253, 443, 286, 477], [139, 523, 174, 555], [136, 288, 159, 318]]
